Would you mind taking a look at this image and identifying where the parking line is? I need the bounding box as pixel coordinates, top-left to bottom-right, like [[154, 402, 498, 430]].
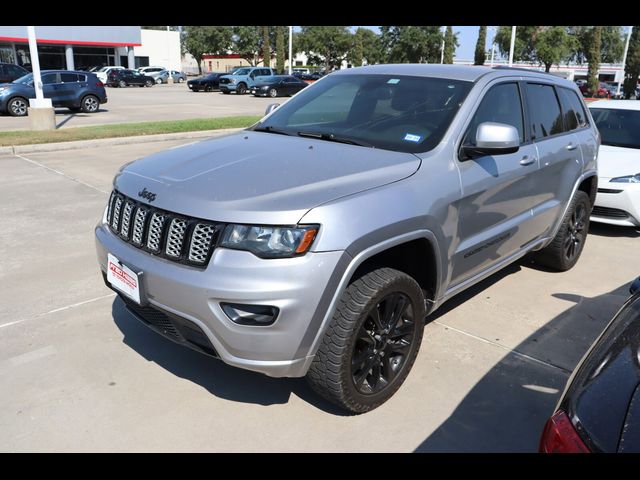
[[0, 293, 116, 329], [433, 320, 572, 375], [14, 154, 108, 194]]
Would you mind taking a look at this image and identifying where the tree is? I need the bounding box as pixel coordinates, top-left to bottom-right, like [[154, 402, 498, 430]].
[[443, 26, 457, 64], [297, 26, 352, 71], [380, 26, 443, 63], [348, 29, 364, 67], [474, 26, 487, 65], [494, 26, 540, 62], [183, 26, 233, 75], [233, 26, 263, 66], [276, 26, 285, 74], [587, 27, 603, 96], [262, 26, 271, 68], [569, 26, 625, 64], [535, 27, 576, 72], [623, 27, 640, 99], [347, 28, 381, 67]]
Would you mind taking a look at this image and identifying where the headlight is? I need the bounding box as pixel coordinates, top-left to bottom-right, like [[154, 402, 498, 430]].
[[0, 86, 7, 93], [260, 85, 269, 90], [229, 78, 237, 84], [220, 224, 319, 258], [610, 173, 640, 183]]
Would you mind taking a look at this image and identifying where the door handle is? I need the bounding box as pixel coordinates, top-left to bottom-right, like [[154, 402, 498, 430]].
[[566, 143, 578, 151], [519, 155, 535, 166]]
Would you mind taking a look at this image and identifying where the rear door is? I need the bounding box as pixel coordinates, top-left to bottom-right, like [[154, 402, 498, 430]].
[[524, 82, 584, 238], [451, 80, 540, 286], [57, 72, 80, 106], [41, 73, 60, 104]]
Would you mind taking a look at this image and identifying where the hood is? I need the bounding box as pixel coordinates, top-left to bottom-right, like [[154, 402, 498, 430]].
[[115, 131, 420, 225], [597, 144, 640, 179]]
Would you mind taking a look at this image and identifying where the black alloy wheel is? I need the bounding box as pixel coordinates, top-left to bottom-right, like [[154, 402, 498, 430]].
[[236, 83, 247, 95], [564, 201, 587, 262]]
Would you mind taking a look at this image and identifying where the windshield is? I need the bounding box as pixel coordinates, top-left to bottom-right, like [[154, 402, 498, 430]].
[[251, 73, 473, 153], [590, 108, 640, 149], [13, 73, 33, 84]]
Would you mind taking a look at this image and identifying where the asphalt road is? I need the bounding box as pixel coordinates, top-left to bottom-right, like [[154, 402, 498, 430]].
[[0, 138, 638, 452], [0, 83, 278, 131]]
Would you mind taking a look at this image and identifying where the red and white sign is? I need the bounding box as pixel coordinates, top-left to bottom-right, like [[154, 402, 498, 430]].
[[107, 253, 141, 304]]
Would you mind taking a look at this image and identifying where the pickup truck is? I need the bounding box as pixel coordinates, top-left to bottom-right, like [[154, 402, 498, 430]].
[[218, 67, 277, 95]]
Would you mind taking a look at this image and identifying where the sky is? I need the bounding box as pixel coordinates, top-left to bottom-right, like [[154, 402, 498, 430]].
[[294, 26, 498, 61]]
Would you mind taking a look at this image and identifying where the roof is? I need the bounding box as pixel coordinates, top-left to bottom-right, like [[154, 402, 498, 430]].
[[588, 99, 640, 111], [333, 64, 577, 87]]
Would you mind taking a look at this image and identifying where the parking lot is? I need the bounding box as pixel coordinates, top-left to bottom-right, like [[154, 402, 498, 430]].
[[0, 83, 277, 131], [0, 136, 637, 452]]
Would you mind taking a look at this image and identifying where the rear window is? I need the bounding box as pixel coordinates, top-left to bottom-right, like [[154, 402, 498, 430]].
[[557, 87, 589, 130], [526, 83, 564, 139], [60, 73, 79, 83]]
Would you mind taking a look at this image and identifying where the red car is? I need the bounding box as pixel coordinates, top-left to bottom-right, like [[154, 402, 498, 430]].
[[578, 81, 610, 98]]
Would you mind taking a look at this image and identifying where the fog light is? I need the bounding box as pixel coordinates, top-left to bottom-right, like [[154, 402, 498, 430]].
[[221, 303, 279, 326]]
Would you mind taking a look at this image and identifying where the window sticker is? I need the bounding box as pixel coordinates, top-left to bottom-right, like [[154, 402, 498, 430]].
[[387, 78, 400, 84], [403, 133, 422, 142]]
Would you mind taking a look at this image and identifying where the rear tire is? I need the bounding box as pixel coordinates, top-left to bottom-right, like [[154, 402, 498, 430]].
[[306, 268, 426, 414], [532, 190, 590, 271], [118, 80, 127, 88], [80, 95, 99, 114]]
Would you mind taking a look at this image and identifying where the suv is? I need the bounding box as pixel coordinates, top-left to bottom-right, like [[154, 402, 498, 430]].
[[218, 67, 276, 94], [107, 69, 155, 88], [0, 62, 29, 83], [95, 66, 125, 84], [1, 70, 107, 116], [95, 65, 599, 413]]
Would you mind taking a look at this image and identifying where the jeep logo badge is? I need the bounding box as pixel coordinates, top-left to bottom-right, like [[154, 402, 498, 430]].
[[138, 188, 156, 202]]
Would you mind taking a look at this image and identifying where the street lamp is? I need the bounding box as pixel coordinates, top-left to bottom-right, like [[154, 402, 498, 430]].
[[508, 26, 516, 67], [617, 26, 633, 98], [288, 26, 293, 75]]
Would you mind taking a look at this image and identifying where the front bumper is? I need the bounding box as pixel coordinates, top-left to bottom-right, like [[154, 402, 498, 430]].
[[95, 223, 345, 377], [592, 178, 640, 227], [219, 84, 236, 92]]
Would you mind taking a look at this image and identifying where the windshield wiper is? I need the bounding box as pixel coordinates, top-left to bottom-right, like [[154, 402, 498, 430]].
[[251, 125, 294, 136], [296, 131, 373, 147]]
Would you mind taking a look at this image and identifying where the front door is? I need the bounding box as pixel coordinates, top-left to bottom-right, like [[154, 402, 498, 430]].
[[451, 81, 540, 287]]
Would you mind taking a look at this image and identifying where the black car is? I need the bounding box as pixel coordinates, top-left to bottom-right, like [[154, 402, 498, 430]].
[[250, 75, 308, 98], [293, 72, 324, 82], [0, 62, 29, 83], [540, 277, 640, 453], [107, 69, 154, 88], [187, 72, 225, 92], [0, 70, 107, 117]]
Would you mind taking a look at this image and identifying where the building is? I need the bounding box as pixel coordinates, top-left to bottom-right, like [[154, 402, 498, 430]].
[[0, 26, 181, 72]]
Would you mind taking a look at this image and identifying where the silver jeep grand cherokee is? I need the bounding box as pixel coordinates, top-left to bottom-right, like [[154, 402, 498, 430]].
[[96, 64, 599, 413]]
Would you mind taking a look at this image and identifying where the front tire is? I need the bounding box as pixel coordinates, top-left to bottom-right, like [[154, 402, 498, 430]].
[[236, 83, 247, 95], [155, 78, 162, 84], [306, 268, 425, 414], [7, 97, 28, 117], [532, 190, 590, 271], [118, 80, 127, 88], [268, 88, 278, 98], [145, 80, 153, 87]]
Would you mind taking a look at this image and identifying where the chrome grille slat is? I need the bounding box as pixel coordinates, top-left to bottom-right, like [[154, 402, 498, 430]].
[[120, 201, 134, 238], [111, 196, 123, 230], [146, 213, 166, 252], [189, 223, 216, 264], [106, 190, 219, 268], [131, 207, 148, 245], [165, 218, 188, 257]]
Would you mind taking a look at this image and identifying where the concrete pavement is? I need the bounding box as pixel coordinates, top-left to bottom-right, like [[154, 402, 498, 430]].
[[0, 138, 638, 452]]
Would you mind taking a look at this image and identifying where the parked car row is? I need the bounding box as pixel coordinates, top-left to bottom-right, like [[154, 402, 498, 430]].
[[187, 68, 309, 98]]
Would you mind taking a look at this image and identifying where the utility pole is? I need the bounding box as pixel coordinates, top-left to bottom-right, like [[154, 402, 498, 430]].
[[27, 26, 55, 130], [288, 26, 293, 74], [440, 26, 445, 64], [489, 26, 496, 67], [166, 26, 174, 84], [618, 26, 633, 98], [508, 26, 516, 67]]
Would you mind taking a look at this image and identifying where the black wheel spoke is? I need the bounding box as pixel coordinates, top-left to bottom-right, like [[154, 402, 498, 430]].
[[389, 320, 414, 340], [353, 355, 377, 389], [388, 339, 411, 355], [370, 304, 384, 332], [351, 348, 371, 369], [381, 355, 399, 384]]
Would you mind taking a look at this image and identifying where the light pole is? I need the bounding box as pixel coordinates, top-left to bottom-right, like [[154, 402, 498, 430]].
[[26, 26, 55, 130], [489, 26, 496, 67], [508, 26, 516, 67], [288, 26, 293, 75], [440, 26, 445, 64], [166, 26, 174, 84], [617, 26, 633, 98]]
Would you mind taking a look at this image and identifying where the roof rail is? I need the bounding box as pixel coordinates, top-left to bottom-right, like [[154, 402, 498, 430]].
[[492, 66, 553, 75]]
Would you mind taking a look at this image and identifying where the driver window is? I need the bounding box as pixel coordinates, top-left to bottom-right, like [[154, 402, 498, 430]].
[[41, 73, 58, 85], [464, 83, 524, 146]]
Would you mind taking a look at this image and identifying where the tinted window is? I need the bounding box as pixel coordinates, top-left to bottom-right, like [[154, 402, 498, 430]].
[[41, 73, 58, 84], [284, 76, 300, 84], [558, 87, 589, 130], [235, 68, 250, 75], [5, 64, 25, 77], [589, 108, 640, 149], [526, 83, 564, 138], [258, 69, 271, 76], [255, 74, 473, 154], [464, 82, 524, 144], [60, 73, 79, 83], [78, 74, 87, 83]]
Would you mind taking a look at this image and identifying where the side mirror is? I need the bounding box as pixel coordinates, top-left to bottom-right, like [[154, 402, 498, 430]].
[[462, 122, 520, 159], [265, 103, 280, 115]]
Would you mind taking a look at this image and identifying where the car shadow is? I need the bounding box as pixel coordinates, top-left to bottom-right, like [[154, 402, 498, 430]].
[[414, 280, 634, 452], [110, 298, 350, 416], [588, 222, 640, 238], [55, 109, 108, 128]]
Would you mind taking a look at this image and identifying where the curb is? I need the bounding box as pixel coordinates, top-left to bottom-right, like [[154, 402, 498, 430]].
[[0, 127, 245, 155]]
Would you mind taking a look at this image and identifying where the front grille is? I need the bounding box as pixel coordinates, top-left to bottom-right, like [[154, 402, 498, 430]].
[[106, 190, 223, 268], [592, 206, 629, 219], [219, 77, 230, 84]]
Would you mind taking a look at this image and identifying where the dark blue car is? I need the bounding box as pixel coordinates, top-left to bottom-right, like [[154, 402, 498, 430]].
[[0, 69, 108, 117]]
